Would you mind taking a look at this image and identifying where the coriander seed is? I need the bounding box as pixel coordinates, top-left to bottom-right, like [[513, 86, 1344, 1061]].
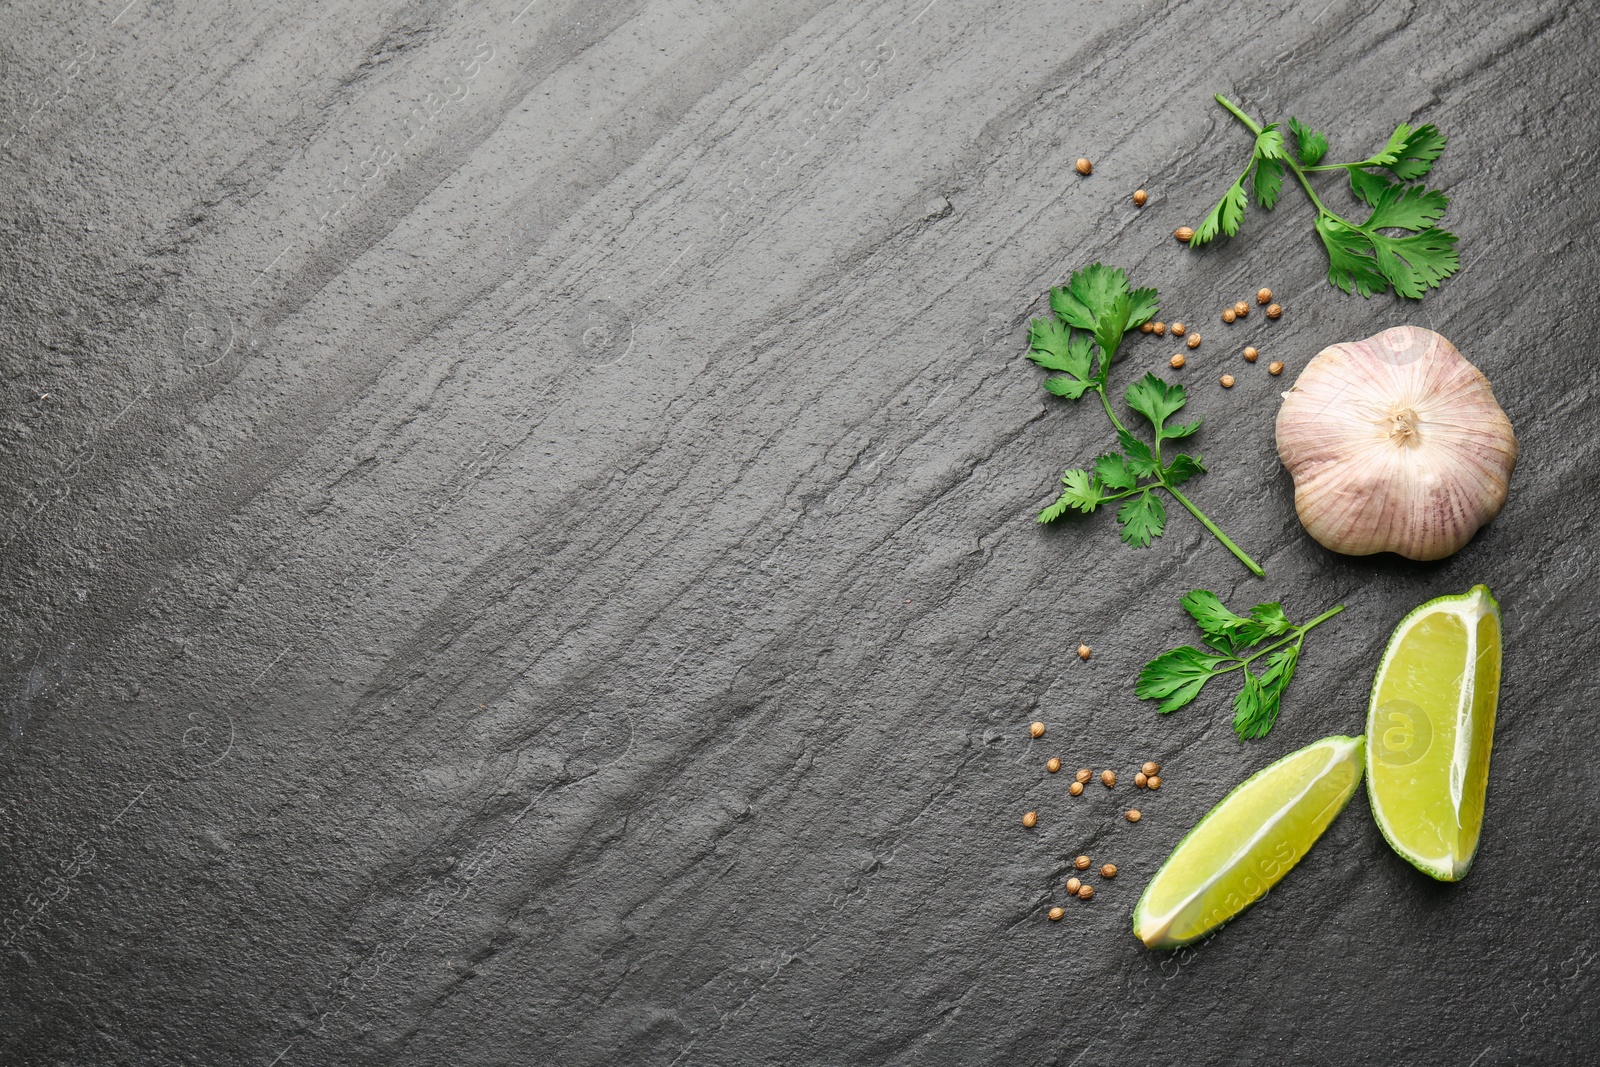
[[1169, 354, 1186, 369], [1134, 772, 1148, 788], [1142, 761, 1159, 775], [1171, 322, 1186, 337], [1152, 321, 1166, 335], [1077, 644, 1091, 660], [1100, 769, 1116, 788], [1186, 334, 1201, 350], [1147, 776, 1162, 790], [1049, 905, 1065, 921], [1234, 301, 1250, 317], [1074, 855, 1091, 870], [1222, 308, 1236, 324], [1046, 757, 1062, 774], [1266, 303, 1283, 320], [1133, 189, 1148, 206], [1174, 226, 1194, 243], [1076, 157, 1093, 175], [1220, 374, 1235, 388], [1069, 781, 1084, 796], [1023, 811, 1038, 828], [1257, 288, 1273, 304], [1066, 877, 1081, 894], [1269, 361, 1285, 375], [1077, 884, 1094, 900], [1029, 721, 1045, 738], [1100, 863, 1118, 879], [1140, 322, 1155, 333], [1126, 809, 1141, 822], [1243, 347, 1259, 363], [1076, 768, 1092, 784]]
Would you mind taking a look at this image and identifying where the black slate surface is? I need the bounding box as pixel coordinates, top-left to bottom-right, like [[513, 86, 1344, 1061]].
[[3, 1, 1598, 1064]]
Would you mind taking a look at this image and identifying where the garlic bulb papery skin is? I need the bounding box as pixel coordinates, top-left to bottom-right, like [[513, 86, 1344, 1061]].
[[1275, 326, 1518, 561]]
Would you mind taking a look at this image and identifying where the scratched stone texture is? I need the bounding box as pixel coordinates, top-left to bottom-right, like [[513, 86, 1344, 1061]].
[[2, 0, 1598, 1063]]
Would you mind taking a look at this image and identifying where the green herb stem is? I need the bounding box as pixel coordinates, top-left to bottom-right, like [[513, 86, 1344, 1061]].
[[1165, 484, 1266, 577], [1094, 383, 1131, 438], [1215, 93, 1351, 226], [1215, 603, 1345, 673], [1213, 93, 1262, 135]]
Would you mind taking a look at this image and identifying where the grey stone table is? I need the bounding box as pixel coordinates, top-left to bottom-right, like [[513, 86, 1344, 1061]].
[[3, 0, 1597, 1063]]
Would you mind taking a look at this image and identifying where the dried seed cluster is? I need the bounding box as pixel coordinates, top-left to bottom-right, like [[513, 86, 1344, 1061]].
[[1190, 287, 1289, 379], [1028, 750, 1170, 920]]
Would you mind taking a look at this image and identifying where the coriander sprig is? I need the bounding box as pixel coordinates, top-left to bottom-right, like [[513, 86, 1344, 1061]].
[[1027, 264, 1264, 576], [1194, 94, 1458, 300], [1136, 590, 1345, 739]]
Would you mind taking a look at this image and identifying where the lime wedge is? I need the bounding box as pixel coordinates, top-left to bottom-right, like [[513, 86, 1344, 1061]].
[[1132, 735, 1365, 949], [1365, 585, 1502, 881]]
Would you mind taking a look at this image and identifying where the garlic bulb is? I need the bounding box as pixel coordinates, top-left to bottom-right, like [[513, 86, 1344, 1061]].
[[1275, 326, 1517, 561]]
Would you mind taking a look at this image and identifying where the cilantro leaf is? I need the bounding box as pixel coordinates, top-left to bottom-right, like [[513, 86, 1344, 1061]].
[[1382, 124, 1446, 181], [1368, 123, 1414, 168], [1253, 123, 1287, 161], [1248, 602, 1293, 637], [1315, 215, 1388, 298], [1231, 670, 1273, 739], [1364, 183, 1449, 232], [1116, 490, 1166, 547], [1038, 468, 1103, 522], [1092, 293, 1134, 367], [1289, 116, 1328, 166], [1348, 167, 1395, 207], [1064, 264, 1133, 326], [1124, 374, 1188, 436], [1127, 287, 1160, 331], [1049, 285, 1095, 331], [1368, 228, 1460, 299], [1259, 642, 1299, 689], [1116, 429, 1160, 478], [1135, 646, 1226, 713], [1162, 418, 1201, 441], [1180, 589, 1256, 653], [1093, 452, 1137, 491], [1027, 317, 1090, 376], [1191, 175, 1248, 246], [1252, 156, 1285, 209], [1044, 376, 1094, 399], [1164, 452, 1205, 487], [1037, 494, 1076, 523], [1140, 591, 1343, 738]]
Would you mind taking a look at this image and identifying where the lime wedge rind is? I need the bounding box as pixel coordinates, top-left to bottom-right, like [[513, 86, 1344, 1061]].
[[1364, 584, 1502, 883], [1132, 734, 1366, 950]]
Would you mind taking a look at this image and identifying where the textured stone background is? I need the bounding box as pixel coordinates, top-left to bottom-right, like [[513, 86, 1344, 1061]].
[[3, 0, 1598, 1063]]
